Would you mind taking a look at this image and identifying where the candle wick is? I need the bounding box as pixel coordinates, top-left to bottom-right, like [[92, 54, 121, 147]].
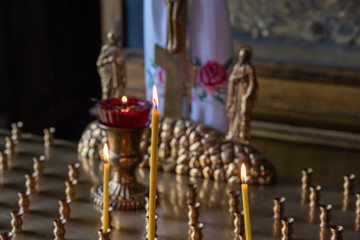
[[104, 160, 108, 164]]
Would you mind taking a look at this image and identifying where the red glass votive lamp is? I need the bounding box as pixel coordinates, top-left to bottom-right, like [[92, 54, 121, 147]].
[[96, 97, 152, 129]]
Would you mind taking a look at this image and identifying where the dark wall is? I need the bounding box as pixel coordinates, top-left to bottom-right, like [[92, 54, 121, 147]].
[[0, 1, 102, 141]]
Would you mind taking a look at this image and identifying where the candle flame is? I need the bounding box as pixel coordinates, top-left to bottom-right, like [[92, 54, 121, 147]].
[[121, 96, 127, 103], [102, 143, 109, 162], [152, 85, 158, 108], [241, 163, 247, 183]]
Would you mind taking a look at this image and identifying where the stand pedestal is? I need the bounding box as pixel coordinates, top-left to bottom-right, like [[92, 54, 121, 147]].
[[91, 124, 149, 210]]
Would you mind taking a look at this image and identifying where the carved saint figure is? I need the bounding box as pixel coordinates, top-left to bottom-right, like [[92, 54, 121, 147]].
[[97, 31, 126, 100], [165, 0, 184, 54], [226, 45, 258, 144]]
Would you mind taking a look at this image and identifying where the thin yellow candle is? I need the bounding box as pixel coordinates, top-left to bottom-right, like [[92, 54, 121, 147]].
[[102, 143, 110, 233], [148, 85, 159, 240], [241, 163, 252, 240]]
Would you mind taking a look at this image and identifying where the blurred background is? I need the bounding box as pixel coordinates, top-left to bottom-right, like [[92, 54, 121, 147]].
[[0, 0, 359, 181]]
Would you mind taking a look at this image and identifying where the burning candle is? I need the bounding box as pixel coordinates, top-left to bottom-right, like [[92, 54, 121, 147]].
[[121, 96, 128, 108], [121, 96, 128, 103], [148, 85, 159, 240], [102, 143, 110, 233], [241, 163, 252, 240]]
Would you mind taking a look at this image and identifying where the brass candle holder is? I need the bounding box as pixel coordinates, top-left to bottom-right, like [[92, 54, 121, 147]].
[[91, 123, 149, 210], [98, 228, 111, 240]]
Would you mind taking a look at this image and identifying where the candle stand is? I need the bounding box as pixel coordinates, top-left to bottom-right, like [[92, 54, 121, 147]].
[[90, 123, 149, 210]]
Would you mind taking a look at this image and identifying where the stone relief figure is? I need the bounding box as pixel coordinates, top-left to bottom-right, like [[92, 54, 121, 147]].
[[226, 45, 258, 144], [165, 0, 185, 54], [96, 31, 126, 100]]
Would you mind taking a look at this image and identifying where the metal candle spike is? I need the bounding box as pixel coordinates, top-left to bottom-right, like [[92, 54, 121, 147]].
[[356, 192, 360, 214], [186, 183, 197, 205], [98, 228, 111, 240], [53, 218, 65, 240], [10, 210, 23, 234], [281, 217, 294, 240], [343, 174, 355, 195], [309, 185, 321, 207], [59, 199, 70, 221], [5, 137, 15, 155], [228, 191, 240, 214], [25, 174, 36, 194], [65, 180, 76, 202], [330, 225, 343, 240], [273, 197, 286, 219], [234, 211, 244, 236], [0, 152, 8, 170], [319, 204, 332, 228], [44, 127, 56, 148], [238, 234, 246, 240], [11, 121, 23, 145], [0, 232, 13, 240], [33, 157, 45, 176], [68, 163, 80, 183], [188, 202, 200, 226], [301, 168, 313, 190], [18, 192, 30, 213], [190, 222, 203, 240]]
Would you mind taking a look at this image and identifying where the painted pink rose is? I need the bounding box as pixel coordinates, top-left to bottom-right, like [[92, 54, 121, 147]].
[[155, 67, 166, 85], [191, 93, 196, 101], [199, 60, 228, 95]]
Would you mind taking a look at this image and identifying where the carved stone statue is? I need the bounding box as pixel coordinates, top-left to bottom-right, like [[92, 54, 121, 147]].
[[165, 0, 185, 54], [97, 31, 126, 100], [226, 45, 258, 144]]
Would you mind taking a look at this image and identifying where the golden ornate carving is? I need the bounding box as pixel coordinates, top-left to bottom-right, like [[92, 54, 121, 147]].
[[79, 117, 276, 185]]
